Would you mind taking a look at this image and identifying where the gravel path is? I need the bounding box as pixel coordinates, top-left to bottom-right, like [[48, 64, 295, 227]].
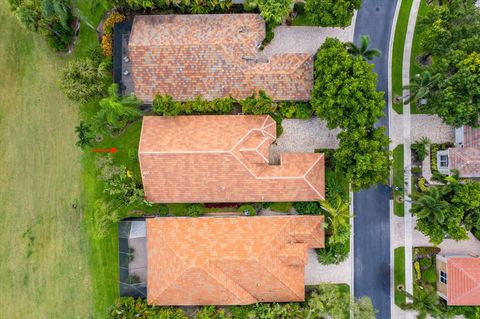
[[271, 118, 340, 158], [263, 20, 355, 56]]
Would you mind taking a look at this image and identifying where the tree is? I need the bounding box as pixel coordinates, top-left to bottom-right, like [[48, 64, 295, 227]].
[[305, 0, 361, 27], [58, 57, 108, 103], [434, 51, 480, 128], [411, 187, 448, 224], [346, 35, 381, 60], [320, 195, 351, 245], [306, 284, 350, 318], [95, 84, 142, 132], [401, 286, 447, 319], [244, 0, 292, 26], [403, 71, 441, 105], [334, 127, 391, 191], [311, 38, 385, 130], [75, 121, 94, 149], [411, 136, 431, 162], [352, 296, 377, 319]]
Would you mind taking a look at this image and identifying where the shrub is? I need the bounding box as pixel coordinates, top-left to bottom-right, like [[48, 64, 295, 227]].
[[240, 91, 277, 114], [108, 297, 188, 319], [244, 0, 293, 26], [152, 95, 235, 115], [237, 204, 256, 216], [423, 267, 437, 284], [317, 241, 349, 265], [418, 178, 428, 192], [411, 137, 431, 162], [305, 0, 361, 27], [269, 202, 293, 212], [58, 57, 109, 103], [195, 306, 228, 319], [92, 199, 119, 238], [157, 205, 169, 217], [430, 144, 439, 173], [95, 154, 147, 206], [152, 95, 182, 116], [419, 257, 432, 269], [278, 102, 312, 119], [186, 204, 204, 217], [414, 261, 422, 280], [411, 166, 422, 175], [9, 0, 74, 51], [101, 12, 126, 57], [293, 201, 322, 214]]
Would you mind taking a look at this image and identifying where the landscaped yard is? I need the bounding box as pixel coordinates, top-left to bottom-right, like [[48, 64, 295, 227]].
[[0, 2, 94, 318], [393, 145, 404, 217], [394, 247, 406, 306], [391, 0, 414, 114], [409, 0, 431, 114]]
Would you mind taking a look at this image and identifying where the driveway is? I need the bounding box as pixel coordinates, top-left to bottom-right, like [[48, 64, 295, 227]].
[[263, 21, 355, 56], [305, 249, 352, 285], [353, 1, 398, 319], [271, 118, 340, 155]]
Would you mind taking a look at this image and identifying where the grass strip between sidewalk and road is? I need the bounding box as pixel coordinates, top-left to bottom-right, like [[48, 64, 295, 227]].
[[392, 0, 414, 114], [393, 145, 405, 217]]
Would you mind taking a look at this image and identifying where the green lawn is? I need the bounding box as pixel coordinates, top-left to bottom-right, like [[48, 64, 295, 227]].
[[393, 145, 405, 217], [0, 2, 94, 318], [292, 12, 317, 26], [392, 0, 414, 114], [394, 247, 406, 306], [409, 0, 431, 114]]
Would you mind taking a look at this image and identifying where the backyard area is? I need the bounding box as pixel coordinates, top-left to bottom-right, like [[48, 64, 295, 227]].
[[0, 1, 94, 318]]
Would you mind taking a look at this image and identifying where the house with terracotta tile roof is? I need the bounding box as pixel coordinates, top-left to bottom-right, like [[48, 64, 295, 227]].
[[127, 14, 313, 103], [437, 124, 480, 178], [138, 115, 325, 203], [436, 255, 480, 305], [146, 215, 325, 305]]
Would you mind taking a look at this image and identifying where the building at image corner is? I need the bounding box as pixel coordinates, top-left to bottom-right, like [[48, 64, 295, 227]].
[[436, 255, 480, 306], [127, 14, 313, 103], [119, 215, 325, 305]]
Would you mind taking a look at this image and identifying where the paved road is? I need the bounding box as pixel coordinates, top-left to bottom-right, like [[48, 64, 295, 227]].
[[353, 1, 397, 318]]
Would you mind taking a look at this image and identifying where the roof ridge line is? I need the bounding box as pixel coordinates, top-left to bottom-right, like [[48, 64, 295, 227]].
[[256, 218, 307, 300], [303, 154, 325, 199]]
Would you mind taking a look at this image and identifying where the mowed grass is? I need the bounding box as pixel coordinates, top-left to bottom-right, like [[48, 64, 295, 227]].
[[393, 145, 404, 217], [394, 247, 406, 306], [0, 2, 94, 318], [391, 0, 414, 114]]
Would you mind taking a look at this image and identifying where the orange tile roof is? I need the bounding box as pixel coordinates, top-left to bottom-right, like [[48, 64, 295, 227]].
[[138, 115, 325, 203], [128, 14, 313, 103], [146, 215, 325, 305], [448, 147, 480, 178], [447, 257, 480, 305]]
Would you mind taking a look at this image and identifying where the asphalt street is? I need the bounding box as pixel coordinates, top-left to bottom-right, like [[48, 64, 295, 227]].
[[353, 1, 398, 318]]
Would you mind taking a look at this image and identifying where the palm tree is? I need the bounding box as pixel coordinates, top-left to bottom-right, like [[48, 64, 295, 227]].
[[320, 195, 352, 244], [403, 71, 441, 105], [411, 187, 448, 224], [95, 84, 142, 132], [75, 121, 94, 149], [401, 286, 446, 319], [345, 35, 382, 60]]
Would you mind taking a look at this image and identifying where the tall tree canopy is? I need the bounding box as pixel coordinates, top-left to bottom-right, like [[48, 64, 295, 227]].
[[414, 0, 480, 127], [334, 127, 391, 191], [305, 0, 361, 27], [311, 38, 385, 131]]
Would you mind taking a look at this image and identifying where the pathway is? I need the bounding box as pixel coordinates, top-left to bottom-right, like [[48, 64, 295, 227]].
[[353, 1, 398, 318]]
